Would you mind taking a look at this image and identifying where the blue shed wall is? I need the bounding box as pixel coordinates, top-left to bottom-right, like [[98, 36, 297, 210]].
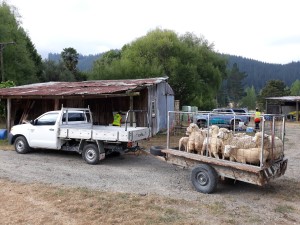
[[148, 82, 174, 134]]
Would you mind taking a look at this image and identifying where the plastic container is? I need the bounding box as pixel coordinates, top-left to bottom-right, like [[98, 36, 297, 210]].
[[0, 129, 7, 139], [246, 127, 254, 133], [191, 106, 198, 112], [182, 106, 191, 112]]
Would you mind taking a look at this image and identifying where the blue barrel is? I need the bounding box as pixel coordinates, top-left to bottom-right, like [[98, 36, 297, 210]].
[[0, 129, 7, 139]]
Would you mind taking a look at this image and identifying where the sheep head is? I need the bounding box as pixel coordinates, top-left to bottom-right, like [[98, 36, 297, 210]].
[[224, 145, 237, 157], [252, 132, 269, 144], [217, 129, 233, 140], [186, 123, 200, 133]]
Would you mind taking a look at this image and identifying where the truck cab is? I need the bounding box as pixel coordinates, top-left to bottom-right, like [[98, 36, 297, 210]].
[[9, 108, 91, 150]]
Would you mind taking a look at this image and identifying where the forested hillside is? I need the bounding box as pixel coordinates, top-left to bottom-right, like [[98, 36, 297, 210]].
[[225, 55, 300, 90], [49, 52, 300, 90]]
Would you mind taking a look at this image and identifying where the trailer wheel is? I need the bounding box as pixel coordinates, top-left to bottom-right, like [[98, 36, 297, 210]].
[[82, 144, 99, 165], [14, 136, 30, 154], [191, 164, 218, 194], [150, 146, 166, 156]]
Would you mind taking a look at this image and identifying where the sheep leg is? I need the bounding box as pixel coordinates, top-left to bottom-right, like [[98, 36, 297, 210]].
[[213, 152, 220, 159]]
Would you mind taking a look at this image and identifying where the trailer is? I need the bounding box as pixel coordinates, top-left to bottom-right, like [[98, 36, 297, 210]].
[[151, 111, 288, 193]]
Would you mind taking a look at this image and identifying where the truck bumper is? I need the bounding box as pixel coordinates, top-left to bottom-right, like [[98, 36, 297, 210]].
[[8, 133, 14, 145]]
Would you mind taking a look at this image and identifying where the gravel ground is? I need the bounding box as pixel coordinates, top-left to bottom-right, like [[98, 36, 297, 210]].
[[0, 123, 299, 199], [0, 148, 202, 200], [0, 122, 300, 224]]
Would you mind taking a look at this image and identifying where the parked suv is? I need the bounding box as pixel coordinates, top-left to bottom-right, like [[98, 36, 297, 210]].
[[195, 108, 250, 129]]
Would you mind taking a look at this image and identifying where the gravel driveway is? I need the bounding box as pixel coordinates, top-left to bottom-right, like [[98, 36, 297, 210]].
[[0, 122, 299, 200], [1, 122, 300, 224], [0, 148, 203, 200]]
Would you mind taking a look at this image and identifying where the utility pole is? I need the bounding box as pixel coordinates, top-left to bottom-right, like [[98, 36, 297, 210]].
[[0, 41, 15, 82]]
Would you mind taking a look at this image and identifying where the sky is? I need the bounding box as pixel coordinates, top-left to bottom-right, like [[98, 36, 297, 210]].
[[5, 0, 300, 64]]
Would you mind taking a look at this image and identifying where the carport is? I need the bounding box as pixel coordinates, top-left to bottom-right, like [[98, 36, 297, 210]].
[[0, 77, 174, 134], [265, 96, 300, 121]]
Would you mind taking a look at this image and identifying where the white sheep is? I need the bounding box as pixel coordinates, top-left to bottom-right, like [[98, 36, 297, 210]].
[[178, 137, 189, 151], [201, 125, 224, 158], [252, 132, 284, 160], [224, 145, 269, 165], [217, 129, 256, 149], [186, 123, 205, 154]]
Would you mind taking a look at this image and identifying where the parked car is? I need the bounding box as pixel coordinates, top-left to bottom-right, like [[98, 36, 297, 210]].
[[195, 108, 250, 129]]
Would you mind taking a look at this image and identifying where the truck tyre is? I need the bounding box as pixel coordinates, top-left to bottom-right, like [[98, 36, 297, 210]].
[[150, 146, 166, 156], [191, 164, 218, 194], [82, 144, 100, 165], [14, 136, 30, 154]]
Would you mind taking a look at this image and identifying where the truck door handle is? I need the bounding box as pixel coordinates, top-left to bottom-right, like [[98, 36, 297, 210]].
[[49, 128, 54, 131]]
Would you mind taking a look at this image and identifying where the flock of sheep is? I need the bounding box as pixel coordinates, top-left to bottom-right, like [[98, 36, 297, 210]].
[[178, 123, 284, 166]]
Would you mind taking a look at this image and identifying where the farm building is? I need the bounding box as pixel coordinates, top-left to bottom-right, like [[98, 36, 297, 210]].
[[0, 77, 174, 134], [265, 96, 300, 121]]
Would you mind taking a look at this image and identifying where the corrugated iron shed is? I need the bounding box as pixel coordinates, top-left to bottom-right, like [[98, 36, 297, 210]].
[[0, 77, 170, 98]]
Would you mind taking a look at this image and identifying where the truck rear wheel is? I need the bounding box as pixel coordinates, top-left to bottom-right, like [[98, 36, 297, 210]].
[[191, 164, 218, 194], [14, 136, 30, 154], [82, 144, 99, 165]]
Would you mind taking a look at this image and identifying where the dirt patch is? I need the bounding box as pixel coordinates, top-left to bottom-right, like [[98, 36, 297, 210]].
[[0, 122, 300, 224]]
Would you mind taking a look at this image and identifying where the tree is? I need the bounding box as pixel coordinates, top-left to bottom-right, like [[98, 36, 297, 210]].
[[90, 28, 227, 109], [290, 79, 300, 96], [61, 47, 86, 81], [257, 80, 290, 109], [239, 86, 256, 110], [0, 2, 40, 85], [40, 59, 75, 82], [226, 63, 247, 107], [61, 47, 79, 73]]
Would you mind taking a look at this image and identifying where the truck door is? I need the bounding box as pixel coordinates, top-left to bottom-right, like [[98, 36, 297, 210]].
[[29, 112, 59, 149]]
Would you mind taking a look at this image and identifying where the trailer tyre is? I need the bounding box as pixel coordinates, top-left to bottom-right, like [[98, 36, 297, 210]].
[[150, 146, 165, 156], [82, 144, 99, 165], [14, 136, 30, 154], [191, 164, 218, 194]]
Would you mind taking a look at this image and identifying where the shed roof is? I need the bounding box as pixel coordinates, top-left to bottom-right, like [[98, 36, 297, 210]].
[[0, 77, 170, 98], [265, 96, 300, 102]]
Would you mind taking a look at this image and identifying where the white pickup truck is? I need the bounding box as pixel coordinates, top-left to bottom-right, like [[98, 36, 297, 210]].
[[8, 107, 151, 164]]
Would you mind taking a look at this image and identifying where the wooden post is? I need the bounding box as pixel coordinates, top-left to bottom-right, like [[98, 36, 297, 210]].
[[130, 95, 133, 126], [54, 99, 59, 110], [296, 101, 299, 121], [6, 98, 11, 131]]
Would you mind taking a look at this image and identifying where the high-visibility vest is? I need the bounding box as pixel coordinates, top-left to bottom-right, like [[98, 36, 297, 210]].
[[254, 111, 261, 122], [113, 113, 122, 126]]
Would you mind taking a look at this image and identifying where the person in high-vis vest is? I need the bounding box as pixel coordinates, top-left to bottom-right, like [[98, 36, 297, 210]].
[[112, 112, 122, 126], [254, 108, 261, 130]]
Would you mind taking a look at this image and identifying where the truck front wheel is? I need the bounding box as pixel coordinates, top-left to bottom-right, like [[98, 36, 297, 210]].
[[14, 136, 30, 154], [82, 144, 100, 165]]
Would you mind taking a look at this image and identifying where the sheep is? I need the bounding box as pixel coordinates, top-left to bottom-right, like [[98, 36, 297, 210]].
[[201, 125, 224, 158], [252, 132, 284, 160], [217, 128, 256, 149], [224, 145, 269, 165], [208, 136, 224, 159], [178, 136, 189, 151], [186, 123, 205, 154]]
